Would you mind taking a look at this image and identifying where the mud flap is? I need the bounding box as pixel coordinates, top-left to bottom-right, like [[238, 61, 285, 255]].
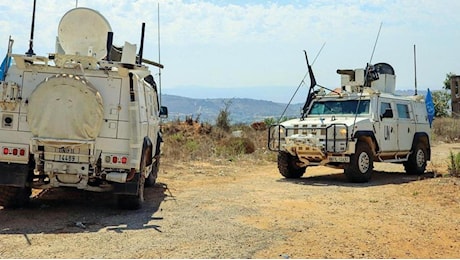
[[112, 174, 140, 195], [0, 162, 29, 187]]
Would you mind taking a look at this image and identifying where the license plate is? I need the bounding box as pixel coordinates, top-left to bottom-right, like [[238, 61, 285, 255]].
[[54, 148, 79, 162], [329, 156, 350, 163]]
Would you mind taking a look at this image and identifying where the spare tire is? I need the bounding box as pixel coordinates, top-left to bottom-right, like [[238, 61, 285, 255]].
[[28, 74, 104, 140]]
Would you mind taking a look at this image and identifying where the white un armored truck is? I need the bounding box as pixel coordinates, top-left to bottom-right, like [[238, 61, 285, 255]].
[[0, 7, 167, 209], [269, 52, 431, 183]]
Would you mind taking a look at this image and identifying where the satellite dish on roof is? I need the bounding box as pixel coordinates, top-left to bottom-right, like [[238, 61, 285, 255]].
[[58, 7, 112, 60]]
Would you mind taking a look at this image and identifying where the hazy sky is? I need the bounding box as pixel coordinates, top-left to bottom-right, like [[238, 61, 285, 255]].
[[0, 0, 458, 103]]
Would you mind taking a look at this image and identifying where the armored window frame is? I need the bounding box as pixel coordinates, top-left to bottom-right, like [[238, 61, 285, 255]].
[[396, 103, 411, 119], [380, 102, 393, 119]]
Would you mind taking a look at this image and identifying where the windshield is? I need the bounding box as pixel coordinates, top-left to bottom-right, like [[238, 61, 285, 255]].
[[308, 100, 370, 115]]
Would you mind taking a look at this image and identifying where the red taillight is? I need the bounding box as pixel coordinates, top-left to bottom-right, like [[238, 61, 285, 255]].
[[3, 148, 8, 155], [121, 157, 127, 164], [112, 156, 118, 164], [12, 148, 18, 156], [19, 149, 25, 156]]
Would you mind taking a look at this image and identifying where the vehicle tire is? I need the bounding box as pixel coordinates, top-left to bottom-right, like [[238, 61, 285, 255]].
[[344, 141, 374, 183], [145, 156, 159, 187], [404, 142, 427, 175], [117, 175, 145, 210], [117, 158, 146, 210], [277, 151, 306, 178], [0, 186, 31, 209]]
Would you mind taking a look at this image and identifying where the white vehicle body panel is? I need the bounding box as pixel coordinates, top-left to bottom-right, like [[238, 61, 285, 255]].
[[269, 62, 431, 182], [0, 7, 166, 196]]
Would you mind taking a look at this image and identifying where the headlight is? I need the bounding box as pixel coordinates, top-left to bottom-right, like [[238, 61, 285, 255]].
[[269, 125, 287, 151]]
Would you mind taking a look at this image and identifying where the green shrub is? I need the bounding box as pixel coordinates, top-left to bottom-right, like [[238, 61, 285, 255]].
[[170, 132, 185, 142], [448, 151, 460, 177], [185, 140, 199, 152], [217, 137, 255, 157], [263, 117, 276, 127]]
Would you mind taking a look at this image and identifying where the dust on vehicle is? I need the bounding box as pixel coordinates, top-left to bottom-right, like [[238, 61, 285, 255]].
[[269, 52, 432, 182], [0, 6, 167, 209]]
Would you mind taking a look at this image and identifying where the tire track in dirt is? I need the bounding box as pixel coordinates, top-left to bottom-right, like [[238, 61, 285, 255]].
[[0, 144, 459, 258]]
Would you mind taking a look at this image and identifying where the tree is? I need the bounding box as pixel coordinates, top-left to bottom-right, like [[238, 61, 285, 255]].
[[216, 100, 232, 132], [431, 90, 450, 117], [443, 72, 455, 90]]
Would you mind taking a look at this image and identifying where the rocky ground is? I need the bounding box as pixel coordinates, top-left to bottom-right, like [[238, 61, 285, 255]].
[[0, 142, 459, 258]]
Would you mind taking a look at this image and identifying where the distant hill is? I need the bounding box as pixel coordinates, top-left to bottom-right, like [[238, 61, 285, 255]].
[[395, 89, 427, 96], [161, 94, 303, 124], [161, 89, 433, 124]]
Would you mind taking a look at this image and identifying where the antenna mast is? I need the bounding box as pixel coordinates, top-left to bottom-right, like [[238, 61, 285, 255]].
[[413, 44, 418, 95], [25, 0, 37, 56], [157, 2, 162, 105], [352, 22, 382, 139], [368, 22, 383, 65]]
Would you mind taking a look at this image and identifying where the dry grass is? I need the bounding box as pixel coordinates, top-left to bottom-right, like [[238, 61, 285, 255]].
[[432, 117, 460, 142], [161, 117, 460, 176], [161, 120, 274, 163], [431, 118, 460, 175]]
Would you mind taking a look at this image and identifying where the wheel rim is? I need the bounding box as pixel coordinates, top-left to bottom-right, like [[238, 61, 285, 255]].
[[358, 151, 370, 173], [416, 149, 425, 168]]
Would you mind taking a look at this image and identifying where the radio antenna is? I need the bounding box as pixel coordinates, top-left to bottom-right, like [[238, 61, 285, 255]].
[[25, 0, 37, 56], [369, 22, 383, 65], [413, 44, 418, 95], [352, 22, 383, 139], [157, 2, 162, 105]]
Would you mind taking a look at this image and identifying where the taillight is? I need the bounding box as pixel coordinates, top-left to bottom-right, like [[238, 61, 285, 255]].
[[1, 146, 27, 157], [104, 154, 129, 165]]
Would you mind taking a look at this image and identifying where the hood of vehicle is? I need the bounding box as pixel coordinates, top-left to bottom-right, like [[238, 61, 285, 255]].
[[280, 116, 371, 128]]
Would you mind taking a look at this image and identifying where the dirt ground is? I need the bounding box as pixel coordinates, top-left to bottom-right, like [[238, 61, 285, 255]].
[[0, 142, 459, 258]]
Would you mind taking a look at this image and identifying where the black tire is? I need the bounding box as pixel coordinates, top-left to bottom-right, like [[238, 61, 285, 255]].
[[145, 157, 159, 187], [117, 176, 145, 210], [117, 157, 146, 210], [0, 186, 31, 209], [277, 151, 306, 178], [145, 137, 161, 187], [344, 141, 374, 183], [404, 143, 427, 175]]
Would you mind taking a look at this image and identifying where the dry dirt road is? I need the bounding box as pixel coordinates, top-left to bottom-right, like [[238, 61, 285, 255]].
[[0, 142, 459, 258]]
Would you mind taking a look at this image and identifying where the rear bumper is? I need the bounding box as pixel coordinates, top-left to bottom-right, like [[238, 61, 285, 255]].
[[0, 162, 29, 187]]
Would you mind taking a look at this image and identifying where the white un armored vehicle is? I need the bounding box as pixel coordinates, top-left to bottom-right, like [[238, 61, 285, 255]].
[[269, 52, 431, 182], [0, 7, 167, 209]]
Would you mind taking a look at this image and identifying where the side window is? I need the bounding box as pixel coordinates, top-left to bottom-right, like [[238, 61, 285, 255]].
[[396, 103, 410, 119], [380, 102, 393, 119]]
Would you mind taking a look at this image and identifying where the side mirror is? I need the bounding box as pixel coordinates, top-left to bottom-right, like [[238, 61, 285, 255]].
[[381, 108, 393, 120], [159, 106, 168, 118]]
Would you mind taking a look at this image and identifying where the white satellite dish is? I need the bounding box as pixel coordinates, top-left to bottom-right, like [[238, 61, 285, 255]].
[[58, 7, 112, 60]]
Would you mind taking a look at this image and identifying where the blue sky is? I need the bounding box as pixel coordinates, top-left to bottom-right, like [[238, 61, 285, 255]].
[[0, 0, 459, 103]]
